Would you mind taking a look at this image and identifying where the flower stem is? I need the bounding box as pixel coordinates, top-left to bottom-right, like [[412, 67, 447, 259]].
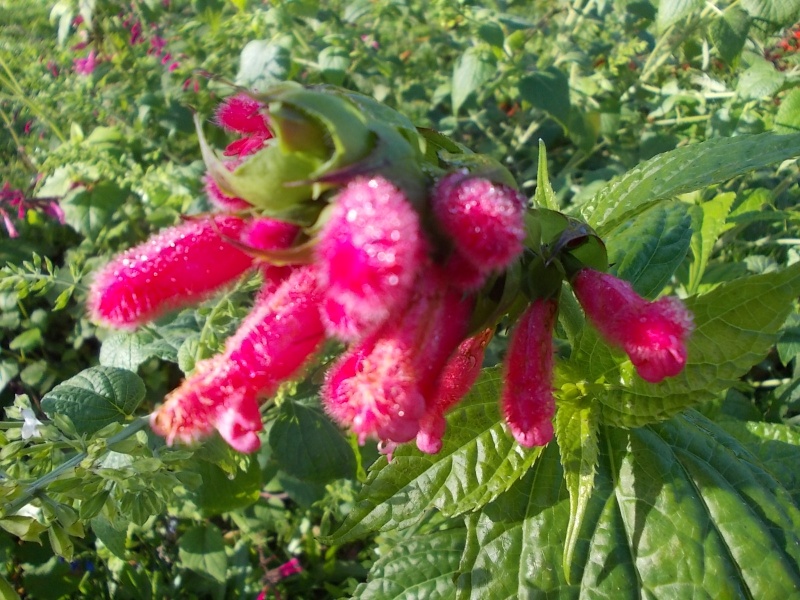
[[3, 416, 151, 516]]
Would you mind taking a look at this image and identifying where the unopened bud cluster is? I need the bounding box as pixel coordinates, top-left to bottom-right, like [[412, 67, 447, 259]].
[[88, 85, 693, 455]]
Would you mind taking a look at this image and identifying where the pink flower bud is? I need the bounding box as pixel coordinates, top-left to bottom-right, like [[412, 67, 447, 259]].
[[416, 328, 492, 454], [316, 176, 427, 341], [88, 216, 255, 329], [151, 266, 325, 452], [432, 173, 526, 275], [502, 298, 558, 448], [572, 269, 693, 383]]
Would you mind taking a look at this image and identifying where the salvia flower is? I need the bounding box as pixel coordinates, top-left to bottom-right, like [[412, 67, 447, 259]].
[[316, 176, 427, 341], [432, 172, 526, 285], [571, 268, 694, 383], [502, 298, 558, 448], [214, 93, 272, 158]]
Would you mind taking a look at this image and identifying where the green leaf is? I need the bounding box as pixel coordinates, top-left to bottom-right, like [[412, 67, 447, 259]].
[[533, 139, 558, 211], [716, 419, 800, 506], [741, 0, 800, 29], [687, 192, 736, 294], [189, 455, 262, 517], [709, 7, 751, 65], [327, 367, 541, 544], [575, 264, 800, 427], [737, 60, 785, 100], [519, 66, 571, 127], [99, 331, 161, 371], [40, 367, 145, 435], [455, 413, 800, 598], [606, 200, 692, 298], [235, 39, 291, 93], [0, 573, 20, 600], [9, 328, 43, 352], [91, 516, 128, 559], [554, 396, 599, 584], [178, 524, 228, 583], [581, 132, 800, 235], [47, 524, 73, 560], [452, 47, 496, 115], [268, 400, 356, 483], [61, 182, 126, 238], [353, 528, 466, 599], [776, 88, 800, 134], [657, 0, 702, 29]]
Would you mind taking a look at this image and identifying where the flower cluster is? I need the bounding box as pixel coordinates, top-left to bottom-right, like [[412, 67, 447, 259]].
[[88, 84, 694, 455]]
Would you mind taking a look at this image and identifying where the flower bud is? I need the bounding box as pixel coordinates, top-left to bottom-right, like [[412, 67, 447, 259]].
[[502, 298, 558, 447], [88, 216, 254, 329], [432, 173, 526, 276], [572, 269, 693, 383], [316, 176, 427, 340]]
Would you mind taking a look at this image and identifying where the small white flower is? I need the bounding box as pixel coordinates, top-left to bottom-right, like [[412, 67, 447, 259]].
[[20, 408, 43, 440]]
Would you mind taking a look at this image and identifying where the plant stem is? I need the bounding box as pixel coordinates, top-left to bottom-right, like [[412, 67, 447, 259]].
[[3, 416, 150, 516]]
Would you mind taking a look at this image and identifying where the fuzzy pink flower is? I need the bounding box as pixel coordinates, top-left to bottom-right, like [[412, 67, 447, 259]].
[[204, 161, 251, 210], [151, 266, 325, 452], [432, 172, 526, 276], [316, 176, 427, 340], [215, 94, 271, 136], [277, 558, 303, 578], [572, 269, 693, 383], [502, 298, 558, 448], [73, 50, 97, 75], [416, 328, 492, 454], [88, 216, 255, 329]]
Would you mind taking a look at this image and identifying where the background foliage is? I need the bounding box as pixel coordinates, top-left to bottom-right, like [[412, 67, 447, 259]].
[[1, 0, 799, 598]]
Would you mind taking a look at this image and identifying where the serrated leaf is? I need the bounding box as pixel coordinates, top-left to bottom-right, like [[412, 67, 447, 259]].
[[455, 413, 800, 598], [687, 192, 736, 294], [606, 200, 692, 298], [327, 368, 541, 544], [555, 397, 599, 584], [657, 0, 702, 29], [99, 331, 159, 371], [738, 60, 785, 100], [519, 66, 571, 127], [776, 88, 800, 134], [580, 133, 800, 236], [40, 367, 145, 435], [573, 264, 800, 427], [235, 40, 291, 93], [709, 7, 751, 65], [61, 182, 126, 238], [268, 400, 356, 483], [741, 0, 800, 29], [178, 524, 227, 583], [353, 528, 465, 599], [452, 47, 496, 115]]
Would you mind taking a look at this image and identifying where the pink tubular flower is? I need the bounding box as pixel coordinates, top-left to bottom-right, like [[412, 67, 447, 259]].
[[151, 266, 326, 452], [316, 176, 427, 341], [277, 558, 303, 578], [502, 298, 558, 448], [432, 172, 526, 276], [88, 216, 256, 329], [214, 94, 272, 158], [416, 327, 492, 454], [571, 269, 693, 383], [73, 50, 97, 75]]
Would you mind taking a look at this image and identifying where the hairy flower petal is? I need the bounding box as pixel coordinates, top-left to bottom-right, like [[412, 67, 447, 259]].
[[316, 176, 426, 341], [88, 216, 255, 329], [214, 93, 271, 136], [502, 298, 558, 448], [572, 269, 693, 382]]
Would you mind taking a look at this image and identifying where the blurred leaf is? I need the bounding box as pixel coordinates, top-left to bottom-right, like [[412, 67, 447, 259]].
[[776, 88, 800, 134], [452, 47, 496, 115], [236, 39, 291, 92], [657, 0, 702, 29], [606, 200, 692, 298], [91, 516, 128, 559], [190, 455, 262, 517], [741, 0, 800, 29], [737, 60, 785, 100], [41, 367, 145, 435], [178, 524, 227, 583], [709, 7, 751, 65], [9, 328, 43, 352], [327, 368, 541, 544], [99, 331, 162, 371], [519, 66, 571, 127], [581, 133, 800, 235], [353, 528, 466, 599], [269, 400, 356, 483], [61, 182, 126, 238]]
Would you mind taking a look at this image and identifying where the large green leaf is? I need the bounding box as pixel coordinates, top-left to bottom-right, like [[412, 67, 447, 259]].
[[60, 182, 126, 238], [687, 192, 735, 294], [572, 264, 800, 427], [606, 200, 692, 298], [657, 0, 703, 29], [189, 455, 262, 517], [327, 368, 541, 544], [709, 7, 751, 65], [519, 66, 571, 127], [99, 331, 174, 371], [268, 400, 356, 483], [579, 133, 800, 236], [178, 524, 227, 583], [353, 528, 466, 599], [40, 367, 145, 435], [452, 47, 496, 115], [741, 0, 800, 29], [455, 412, 800, 598]]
